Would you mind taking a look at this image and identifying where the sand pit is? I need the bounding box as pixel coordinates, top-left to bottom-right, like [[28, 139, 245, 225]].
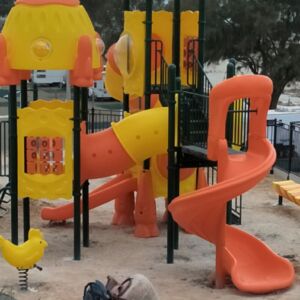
[[0, 169, 299, 300]]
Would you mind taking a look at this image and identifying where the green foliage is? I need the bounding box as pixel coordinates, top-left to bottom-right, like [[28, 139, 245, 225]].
[[206, 0, 300, 108], [0, 0, 13, 17], [82, 0, 167, 52]]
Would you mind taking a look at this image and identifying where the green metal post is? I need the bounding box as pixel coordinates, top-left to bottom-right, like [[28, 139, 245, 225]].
[[143, 0, 153, 170], [199, 0, 206, 67], [226, 60, 236, 225], [21, 80, 30, 241], [81, 87, 89, 248], [73, 86, 81, 260], [173, 77, 181, 251], [9, 85, 18, 245], [167, 65, 177, 264], [198, 0, 206, 93], [173, 0, 181, 75], [287, 122, 294, 181], [33, 83, 38, 100], [123, 0, 130, 113]]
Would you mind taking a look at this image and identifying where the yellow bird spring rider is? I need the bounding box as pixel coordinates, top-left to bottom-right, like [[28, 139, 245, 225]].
[[0, 228, 48, 290]]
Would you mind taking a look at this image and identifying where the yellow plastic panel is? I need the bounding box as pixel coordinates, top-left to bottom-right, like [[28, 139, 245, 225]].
[[150, 156, 196, 197], [180, 11, 199, 85], [112, 107, 168, 163], [2, 4, 100, 70], [116, 11, 145, 97], [29, 99, 73, 110], [18, 105, 73, 200], [151, 11, 173, 84], [104, 63, 124, 101]]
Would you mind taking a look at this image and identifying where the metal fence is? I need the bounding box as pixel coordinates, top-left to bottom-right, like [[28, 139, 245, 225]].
[[267, 120, 300, 177], [87, 108, 123, 133]]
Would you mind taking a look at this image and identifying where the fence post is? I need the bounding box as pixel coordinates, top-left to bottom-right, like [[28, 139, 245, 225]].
[[287, 122, 295, 180], [270, 119, 277, 175]]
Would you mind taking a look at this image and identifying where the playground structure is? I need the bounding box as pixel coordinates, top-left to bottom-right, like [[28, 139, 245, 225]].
[[0, 0, 296, 295], [0, 0, 103, 261]]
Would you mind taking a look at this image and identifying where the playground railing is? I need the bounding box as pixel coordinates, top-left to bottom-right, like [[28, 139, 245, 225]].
[[267, 119, 300, 177], [87, 108, 123, 133]]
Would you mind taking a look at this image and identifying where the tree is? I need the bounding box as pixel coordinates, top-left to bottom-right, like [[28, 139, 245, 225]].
[[0, 0, 13, 17], [82, 0, 167, 52], [205, 0, 300, 108]]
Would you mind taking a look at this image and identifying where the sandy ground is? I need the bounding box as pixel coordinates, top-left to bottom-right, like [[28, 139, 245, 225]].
[[0, 168, 300, 300]]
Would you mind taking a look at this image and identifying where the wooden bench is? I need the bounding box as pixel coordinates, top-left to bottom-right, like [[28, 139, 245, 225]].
[[272, 180, 300, 205]]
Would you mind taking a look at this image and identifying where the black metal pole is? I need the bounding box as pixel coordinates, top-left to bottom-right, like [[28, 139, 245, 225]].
[[226, 60, 235, 225], [73, 86, 81, 260], [198, 0, 206, 94], [287, 122, 294, 181], [173, 77, 181, 251], [143, 0, 153, 170], [271, 119, 277, 175], [199, 0, 206, 67], [81, 87, 89, 248], [167, 65, 177, 264], [172, 0, 181, 251], [33, 83, 38, 100], [173, 0, 181, 76], [123, 0, 130, 112], [21, 80, 30, 241], [9, 85, 18, 245]]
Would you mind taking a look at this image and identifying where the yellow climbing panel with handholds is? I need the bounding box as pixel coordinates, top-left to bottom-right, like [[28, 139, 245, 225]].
[[17, 100, 73, 200]]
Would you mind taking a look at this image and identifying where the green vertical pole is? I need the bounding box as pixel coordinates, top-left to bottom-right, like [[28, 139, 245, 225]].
[[33, 83, 38, 101], [143, 0, 153, 170], [167, 65, 177, 264], [199, 0, 206, 67], [287, 122, 294, 181], [123, 0, 130, 113], [9, 85, 18, 245], [198, 0, 206, 93], [173, 0, 181, 76], [21, 80, 30, 241], [81, 87, 89, 247], [226, 60, 235, 225], [73, 86, 81, 260], [172, 0, 181, 251]]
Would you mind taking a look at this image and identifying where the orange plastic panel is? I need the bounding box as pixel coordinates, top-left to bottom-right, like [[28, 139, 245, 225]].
[[52, 162, 64, 175], [16, 0, 79, 5], [53, 150, 63, 162]]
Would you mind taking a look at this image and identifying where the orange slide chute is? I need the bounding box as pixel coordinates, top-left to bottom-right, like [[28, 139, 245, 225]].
[[169, 75, 295, 293], [41, 173, 137, 221]]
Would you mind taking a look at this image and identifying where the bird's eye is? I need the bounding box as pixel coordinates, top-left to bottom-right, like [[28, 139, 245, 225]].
[[40, 241, 42, 244]]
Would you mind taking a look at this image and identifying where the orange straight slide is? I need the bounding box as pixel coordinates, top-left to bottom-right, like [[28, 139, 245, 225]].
[[41, 127, 137, 221], [168, 75, 295, 293], [41, 173, 137, 221]]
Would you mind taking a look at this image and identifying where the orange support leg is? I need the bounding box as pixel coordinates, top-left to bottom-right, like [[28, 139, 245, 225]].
[[112, 191, 135, 226], [134, 170, 159, 238]]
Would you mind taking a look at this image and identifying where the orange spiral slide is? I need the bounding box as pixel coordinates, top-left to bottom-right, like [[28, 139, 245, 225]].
[[168, 75, 295, 293]]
